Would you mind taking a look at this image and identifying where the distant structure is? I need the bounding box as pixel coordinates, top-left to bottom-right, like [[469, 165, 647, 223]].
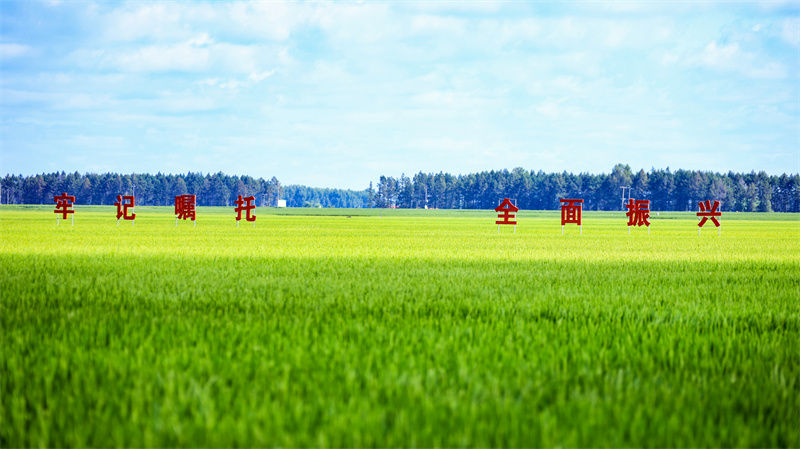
[[277, 199, 287, 208]]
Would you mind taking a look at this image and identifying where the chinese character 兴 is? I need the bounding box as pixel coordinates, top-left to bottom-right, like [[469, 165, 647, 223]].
[[697, 200, 721, 235]]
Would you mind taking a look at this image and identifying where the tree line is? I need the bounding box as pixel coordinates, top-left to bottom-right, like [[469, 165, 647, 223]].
[[0, 171, 371, 209], [2, 164, 798, 211], [372, 164, 799, 212], [1, 172, 284, 207]]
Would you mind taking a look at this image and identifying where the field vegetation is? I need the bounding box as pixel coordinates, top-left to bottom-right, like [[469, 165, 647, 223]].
[[1, 206, 798, 447]]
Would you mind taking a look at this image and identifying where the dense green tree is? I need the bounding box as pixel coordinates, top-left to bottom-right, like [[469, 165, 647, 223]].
[[756, 171, 773, 212], [4, 166, 797, 212], [632, 169, 649, 199]]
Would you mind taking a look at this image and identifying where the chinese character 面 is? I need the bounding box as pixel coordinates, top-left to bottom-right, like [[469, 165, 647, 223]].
[[175, 194, 196, 222], [560, 198, 583, 234], [115, 195, 136, 222], [54, 192, 75, 224], [234, 195, 256, 225], [625, 199, 651, 229]]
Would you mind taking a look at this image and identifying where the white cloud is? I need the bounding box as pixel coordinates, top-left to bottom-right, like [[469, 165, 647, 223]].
[[661, 52, 680, 65], [198, 78, 220, 87], [103, 4, 187, 42], [226, 1, 310, 41], [193, 70, 274, 91], [66, 134, 126, 149], [0, 43, 31, 59], [217, 80, 243, 90], [76, 39, 279, 74], [402, 2, 502, 14], [692, 41, 787, 79], [3, 1, 797, 184], [313, 3, 397, 44], [113, 43, 210, 72], [101, 1, 311, 43], [604, 25, 628, 47], [249, 70, 275, 82], [187, 33, 214, 47], [697, 41, 741, 68], [549, 18, 587, 42], [411, 90, 492, 110], [410, 15, 466, 35], [474, 18, 542, 45], [781, 17, 799, 47]]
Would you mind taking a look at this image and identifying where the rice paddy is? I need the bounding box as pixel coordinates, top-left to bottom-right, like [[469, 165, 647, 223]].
[[1, 205, 798, 447]]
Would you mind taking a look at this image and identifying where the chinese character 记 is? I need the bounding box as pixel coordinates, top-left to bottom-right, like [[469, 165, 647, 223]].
[[495, 198, 519, 232], [625, 199, 650, 232], [697, 200, 721, 235], [175, 194, 196, 223], [54, 192, 75, 225], [115, 195, 135, 223], [560, 198, 583, 235], [234, 195, 256, 225]]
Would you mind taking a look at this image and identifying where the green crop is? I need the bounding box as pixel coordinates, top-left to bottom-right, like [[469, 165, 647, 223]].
[[1, 206, 798, 447]]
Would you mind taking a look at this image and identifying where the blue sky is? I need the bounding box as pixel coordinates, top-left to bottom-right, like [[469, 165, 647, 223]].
[[1, 1, 798, 189]]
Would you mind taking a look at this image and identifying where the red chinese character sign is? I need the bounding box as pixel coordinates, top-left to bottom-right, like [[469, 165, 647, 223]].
[[697, 200, 722, 235], [115, 195, 135, 225], [494, 198, 519, 233], [560, 199, 583, 235], [625, 199, 650, 234], [54, 193, 75, 225], [234, 195, 256, 227], [175, 194, 196, 226]]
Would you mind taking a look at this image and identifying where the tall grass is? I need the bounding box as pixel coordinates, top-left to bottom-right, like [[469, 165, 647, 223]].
[[1, 206, 798, 447]]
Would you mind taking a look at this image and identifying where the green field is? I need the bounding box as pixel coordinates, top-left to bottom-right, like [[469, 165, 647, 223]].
[[1, 205, 798, 447]]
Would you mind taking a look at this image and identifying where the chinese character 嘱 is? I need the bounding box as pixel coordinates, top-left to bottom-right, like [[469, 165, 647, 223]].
[[234, 195, 256, 222], [175, 194, 196, 221], [625, 199, 651, 227], [115, 195, 135, 221], [495, 198, 518, 225], [697, 200, 721, 228], [54, 192, 75, 220]]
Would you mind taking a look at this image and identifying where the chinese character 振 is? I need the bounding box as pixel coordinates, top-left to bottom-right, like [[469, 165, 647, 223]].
[[625, 199, 651, 232]]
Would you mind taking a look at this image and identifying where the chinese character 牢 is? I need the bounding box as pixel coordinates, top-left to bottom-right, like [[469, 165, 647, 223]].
[[54, 192, 76, 225]]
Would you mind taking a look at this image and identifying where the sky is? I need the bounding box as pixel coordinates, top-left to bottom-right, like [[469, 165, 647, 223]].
[[0, 1, 798, 190]]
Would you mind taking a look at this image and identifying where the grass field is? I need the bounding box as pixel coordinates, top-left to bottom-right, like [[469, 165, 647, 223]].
[[1, 205, 798, 447]]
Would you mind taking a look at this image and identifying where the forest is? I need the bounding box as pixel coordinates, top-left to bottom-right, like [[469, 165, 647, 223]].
[[2, 164, 798, 212]]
